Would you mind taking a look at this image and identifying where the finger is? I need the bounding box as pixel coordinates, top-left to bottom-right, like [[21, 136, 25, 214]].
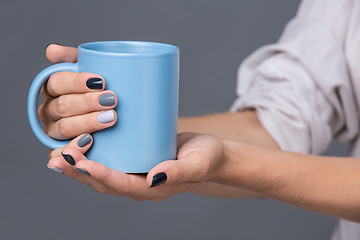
[[147, 133, 219, 187], [50, 133, 93, 157], [40, 84, 52, 100], [42, 90, 117, 122], [53, 147, 124, 195], [46, 110, 117, 140], [60, 147, 89, 166], [45, 71, 105, 97], [74, 157, 196, 200], [147, 157, 208, 187], [46, 44, 78, 64], [40, 44, 79, 109], [75, 160, 160, 198], [38, 98, 52, 124], [47, 156, 115, 195], [47, 136, 114, 193]]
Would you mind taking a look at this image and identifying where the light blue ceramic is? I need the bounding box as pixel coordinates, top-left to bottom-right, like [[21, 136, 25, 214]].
[[28, 41, 179, 173]]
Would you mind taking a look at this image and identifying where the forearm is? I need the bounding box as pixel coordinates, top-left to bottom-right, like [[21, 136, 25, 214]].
[[217, 141, 360, 222], [191, 182, 265, 199], [178, 111, 278, 198], [178, 111, 279, 149]]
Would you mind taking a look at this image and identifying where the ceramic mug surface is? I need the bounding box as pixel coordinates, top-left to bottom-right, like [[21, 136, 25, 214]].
[[28, 41, 179, 173]]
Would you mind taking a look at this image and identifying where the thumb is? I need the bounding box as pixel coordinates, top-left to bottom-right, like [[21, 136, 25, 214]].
[[46, 43, 78, 64], [147, 157, 207, 188]]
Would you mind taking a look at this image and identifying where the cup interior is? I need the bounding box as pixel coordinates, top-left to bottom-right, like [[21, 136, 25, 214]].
[[79, 41, 178, 55]]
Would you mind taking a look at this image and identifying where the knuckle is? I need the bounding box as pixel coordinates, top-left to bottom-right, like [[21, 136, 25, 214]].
[[48, 73, 61, 94], [50, 150, 57, 158], [44, 125, 50, 135], [57, 119, 71, 138], [83, 93, 95, 112], [40, 85, 47, 96], [85, 113, 99, 132], [50, 148, 61, 158], [37, 104, 46, 122], [37, 104, 43, 115], [56, 95, 67, 116]]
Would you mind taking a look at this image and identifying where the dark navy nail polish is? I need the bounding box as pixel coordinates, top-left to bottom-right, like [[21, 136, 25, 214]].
[[86, 78, 103, 90], [76, 167, 91, 176], [61, 152, 75, 166], [150, 173, 167, 188]]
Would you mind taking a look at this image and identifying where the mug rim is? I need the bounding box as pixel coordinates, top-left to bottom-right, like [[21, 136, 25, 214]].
[[78, 41, 179, 57]]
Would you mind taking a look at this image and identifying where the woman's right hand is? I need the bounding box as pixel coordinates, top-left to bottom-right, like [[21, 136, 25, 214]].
[[38, 44, 118, 148]]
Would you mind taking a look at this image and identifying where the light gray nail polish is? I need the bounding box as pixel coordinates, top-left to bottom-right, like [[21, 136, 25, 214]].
[[77, 134, 91, 147], [99, 93, 115, 106], [97, 110, 115, 123], [47, 165, 64, 174]]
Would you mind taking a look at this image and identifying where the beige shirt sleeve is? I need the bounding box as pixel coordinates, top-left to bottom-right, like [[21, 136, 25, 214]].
[[230, 0, 358, 155]]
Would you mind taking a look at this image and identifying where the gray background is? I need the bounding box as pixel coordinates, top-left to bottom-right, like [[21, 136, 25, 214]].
[[0, 0, 348, 239]]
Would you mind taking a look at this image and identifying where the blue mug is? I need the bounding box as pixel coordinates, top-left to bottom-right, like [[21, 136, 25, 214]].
[[28, 41, 179, 173]]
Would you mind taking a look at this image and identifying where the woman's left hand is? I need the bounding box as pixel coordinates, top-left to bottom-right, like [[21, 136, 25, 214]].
[[47, 132, 225, 201]]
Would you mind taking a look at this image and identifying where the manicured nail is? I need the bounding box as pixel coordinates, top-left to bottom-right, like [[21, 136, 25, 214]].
[[150, 173, 167, 188], [77, 134, 92, 147], [45, 43, 61, 49], [61, 152, 75, 166], [76, 167, 91, 176], [86, 78, 103, 90], [99, 93, 115, 106], [47, 164, 63, 174], [97, 110, 115, 123]]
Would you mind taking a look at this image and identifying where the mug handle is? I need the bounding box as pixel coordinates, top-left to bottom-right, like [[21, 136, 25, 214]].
[[27, 62, 79, 149]]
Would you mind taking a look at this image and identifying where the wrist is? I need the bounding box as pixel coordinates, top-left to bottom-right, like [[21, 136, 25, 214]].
[[210, 139, 246, 184]]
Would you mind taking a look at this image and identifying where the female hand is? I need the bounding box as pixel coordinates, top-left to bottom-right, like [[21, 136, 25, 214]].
[[38, 44, 117, 146], [47, 132, 225, 201]]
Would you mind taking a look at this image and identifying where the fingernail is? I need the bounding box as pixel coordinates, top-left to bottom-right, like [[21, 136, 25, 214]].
[[77, 134, 92, 147], [45, 43, 61, 49], [97, 110, 115, 123], [47, 164, 64, 174], [150, 173, 167, 188], [86, 78, 103, 90], [99, 93, 115, 106], [61, 152, 75, 166], [76, 167, 91, 176]]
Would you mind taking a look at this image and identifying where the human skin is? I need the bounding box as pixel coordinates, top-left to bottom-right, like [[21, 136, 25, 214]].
[[42, 44, 276, 199], [43, 44, 360, 223]]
